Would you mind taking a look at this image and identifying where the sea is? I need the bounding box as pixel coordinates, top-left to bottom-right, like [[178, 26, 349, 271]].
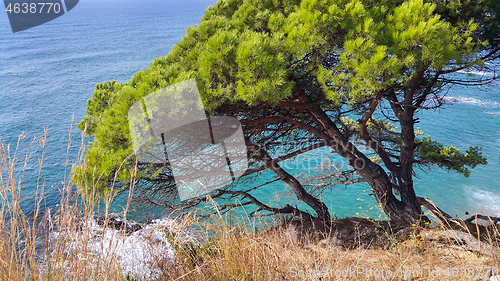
[[0, 0, 499, 264]]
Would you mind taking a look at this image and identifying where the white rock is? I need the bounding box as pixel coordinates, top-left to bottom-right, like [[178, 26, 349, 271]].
[[51, 214, 190, 280]]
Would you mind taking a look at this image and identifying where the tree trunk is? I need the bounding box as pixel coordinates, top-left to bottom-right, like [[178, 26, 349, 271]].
[[397, 67, 430, 223], [399, 117, 426, 222], [308, 104, 424, 223]]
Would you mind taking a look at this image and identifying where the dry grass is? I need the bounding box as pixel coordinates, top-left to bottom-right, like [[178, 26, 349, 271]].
[[0, 129, 127, 280], [162, 214, 500, 281], [0, 129, 499, 281]]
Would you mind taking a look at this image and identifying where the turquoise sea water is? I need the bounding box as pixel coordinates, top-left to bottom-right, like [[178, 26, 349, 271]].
[[0, 0, 498, 222]]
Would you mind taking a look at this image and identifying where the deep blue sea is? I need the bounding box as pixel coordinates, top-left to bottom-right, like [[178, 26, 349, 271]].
[[0, 0, 499, 222]]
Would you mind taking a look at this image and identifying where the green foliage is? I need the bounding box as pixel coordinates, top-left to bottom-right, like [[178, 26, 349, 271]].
[[432, 0, 500, 49], [287, 0, 481, 103], [78, 80, 121, 135], [415, 136, 487, 177]]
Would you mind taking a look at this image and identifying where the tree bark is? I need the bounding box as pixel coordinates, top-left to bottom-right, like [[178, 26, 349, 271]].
[[397, 66, 430, 222], [306, 104, 416, 221]]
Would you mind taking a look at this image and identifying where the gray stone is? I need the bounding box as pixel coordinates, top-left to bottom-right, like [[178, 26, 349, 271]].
[[421, 230, 494, 256]]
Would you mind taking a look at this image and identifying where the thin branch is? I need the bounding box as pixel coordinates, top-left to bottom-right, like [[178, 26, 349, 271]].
[[216, 190, 314, 220]]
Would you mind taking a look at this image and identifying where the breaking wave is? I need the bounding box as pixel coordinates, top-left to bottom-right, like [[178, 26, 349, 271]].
[[457, 69, 496, 77], [51, 215, 189, 279], [442, 96, 500, 107], [466, 187, 500, 218]]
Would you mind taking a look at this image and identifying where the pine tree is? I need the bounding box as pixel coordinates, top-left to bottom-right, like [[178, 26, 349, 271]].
[[75, 0, 498, 223]]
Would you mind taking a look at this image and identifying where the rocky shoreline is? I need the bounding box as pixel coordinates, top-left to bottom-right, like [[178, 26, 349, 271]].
[[92, 215, 143, 234]]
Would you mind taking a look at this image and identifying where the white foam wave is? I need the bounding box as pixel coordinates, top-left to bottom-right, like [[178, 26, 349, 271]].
[[457, 69, 496, 76], [52, 215, 186, 279], [443, 96, 500, 107], [466, 187, 500, 217]]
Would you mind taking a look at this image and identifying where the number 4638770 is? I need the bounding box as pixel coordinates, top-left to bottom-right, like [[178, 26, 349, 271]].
[[6, 3, 62, 14]]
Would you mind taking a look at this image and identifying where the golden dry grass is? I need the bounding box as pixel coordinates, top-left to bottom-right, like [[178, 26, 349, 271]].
[[0, 130, 499, 281], [163, 215, 500, 281], [0, 129, 126, 280]]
